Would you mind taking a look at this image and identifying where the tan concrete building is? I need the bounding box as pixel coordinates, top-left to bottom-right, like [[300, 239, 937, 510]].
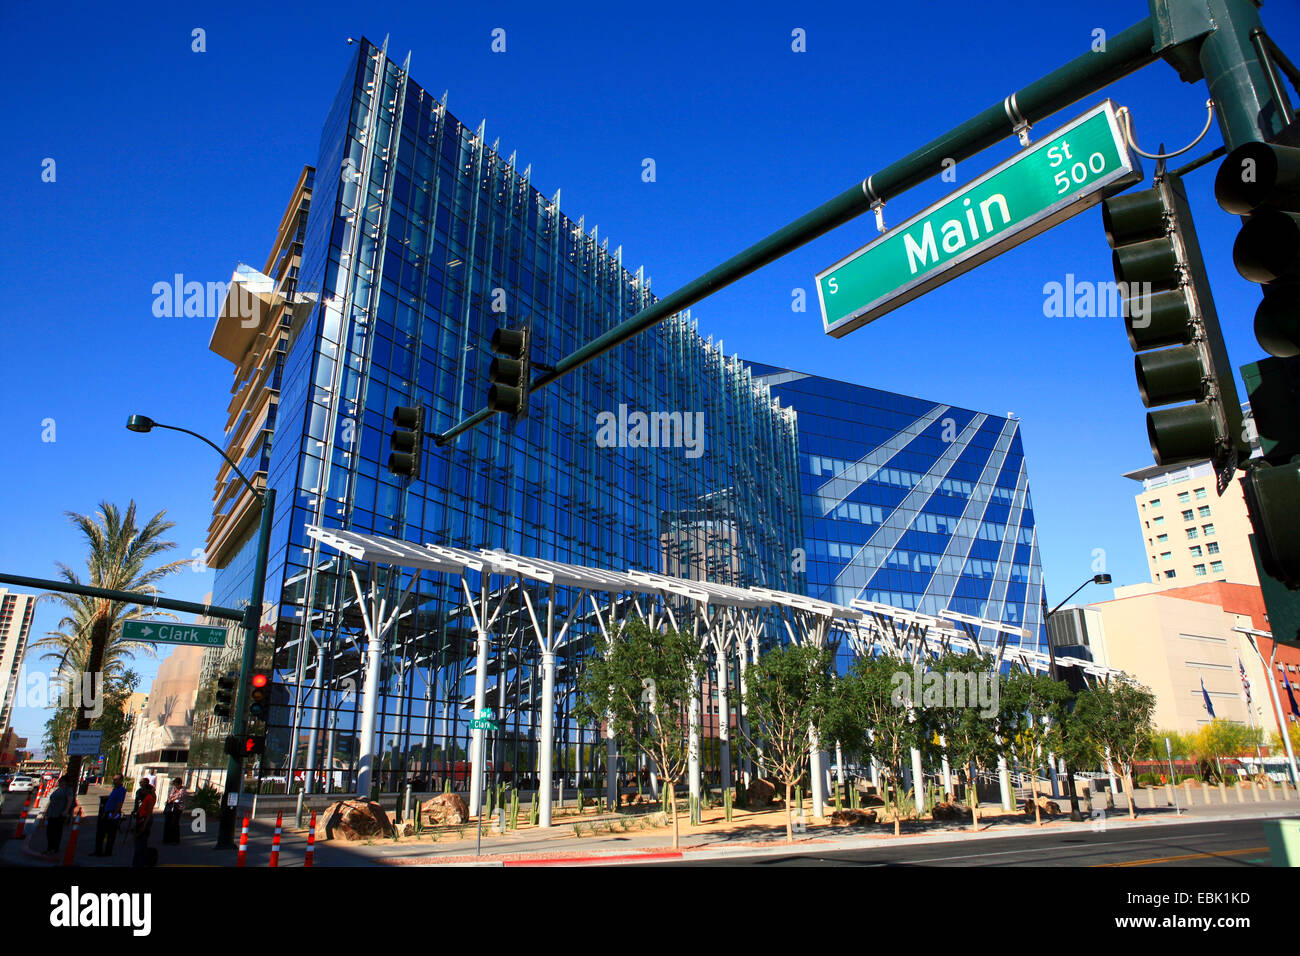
[[1125, 460, 1260, 590], [126, 645, 206, 782], [1064, 581, 1300, 740]]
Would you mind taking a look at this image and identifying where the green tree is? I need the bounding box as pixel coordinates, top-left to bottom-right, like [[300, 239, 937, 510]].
[[1189, 719, 1263, 781], [929, 652, 1008, 831], [42, 669, 139, 769], [1003, 670, 1071, 826], [738, 643, 837, 842], [1072, 680, 1156, 819], [38, 501, 187, 782], [574, 616, 700, 849], [1142, 729, 1192, 763], [827, 652, 925, 836], [1270, 724, 1300, 761]]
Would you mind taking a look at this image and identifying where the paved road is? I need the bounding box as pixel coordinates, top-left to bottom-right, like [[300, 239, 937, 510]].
[[658, 817, 1284, 866]]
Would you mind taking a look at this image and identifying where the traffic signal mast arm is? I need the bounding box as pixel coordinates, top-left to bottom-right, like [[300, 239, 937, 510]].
[[432, 18, 1161, 447]]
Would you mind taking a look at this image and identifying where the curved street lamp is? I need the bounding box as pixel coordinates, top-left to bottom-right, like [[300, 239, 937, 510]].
[[127, 414, 277, 849], [1043, 573, 1112, 821]]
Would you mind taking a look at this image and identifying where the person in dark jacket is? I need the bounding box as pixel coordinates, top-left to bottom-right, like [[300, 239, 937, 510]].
[[90, 774, 127, 856], [162, 778, 186, 845], [44, 775, 78, 853], [130, 778, 156, 867]]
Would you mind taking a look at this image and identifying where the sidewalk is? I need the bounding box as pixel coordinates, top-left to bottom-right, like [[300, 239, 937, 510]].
[[5, 785, 1297, 868]]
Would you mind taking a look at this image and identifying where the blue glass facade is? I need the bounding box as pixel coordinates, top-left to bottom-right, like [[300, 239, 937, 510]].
[[213, 38, 802, 786], [748, 364, 1046, 663], [209, 38, 1043, 789]]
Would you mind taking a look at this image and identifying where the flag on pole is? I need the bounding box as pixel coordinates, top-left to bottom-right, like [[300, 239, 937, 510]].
[[1282, 670, 1300, 720], [1238, 655, 1253, 708], [1201, 677, 1216, 718]]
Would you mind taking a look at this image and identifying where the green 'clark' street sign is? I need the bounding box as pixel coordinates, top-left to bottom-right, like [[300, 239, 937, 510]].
[[122, 620, 229, 647], [817, 99, 1142, 337]]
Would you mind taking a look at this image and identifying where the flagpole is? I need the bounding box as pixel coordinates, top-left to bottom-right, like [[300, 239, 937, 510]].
[[1234, 627, 1300, 787], [1239, 655, 1265, 767]]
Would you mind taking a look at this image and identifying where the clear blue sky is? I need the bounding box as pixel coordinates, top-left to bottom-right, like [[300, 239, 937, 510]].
[[3, 0, 1298, 745]]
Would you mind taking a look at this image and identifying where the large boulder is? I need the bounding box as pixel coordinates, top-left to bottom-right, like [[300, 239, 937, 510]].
[[1022, 796, 1061, 816], [319, 800, 394, 841], [746, 777, 782, 808], [422, 792, 470, 826], [829, 808, 877, 826], [931, 802, 965, 822]]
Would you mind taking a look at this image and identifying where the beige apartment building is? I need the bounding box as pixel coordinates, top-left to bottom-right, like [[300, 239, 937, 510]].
[[1125, 460, 1260, 589], [0, 588, 37, 737]]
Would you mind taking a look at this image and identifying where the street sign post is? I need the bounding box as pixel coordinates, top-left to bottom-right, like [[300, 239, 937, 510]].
[[122, 620, 229, 647], [817, 100, 1142, 337], [470, 706, 498, 732], [67, 731, 102, 757]]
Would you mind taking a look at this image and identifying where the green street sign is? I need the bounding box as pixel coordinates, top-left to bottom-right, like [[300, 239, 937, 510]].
[[470, 718, 499, 731], [122, 620, 229, 647], [817, 99, 1142, 337]]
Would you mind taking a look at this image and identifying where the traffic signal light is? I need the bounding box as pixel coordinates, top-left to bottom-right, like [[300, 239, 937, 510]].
[[1240, 357, 1300, 590], [387, 405, 424, 479], [247, 670, 271, 723], [1215, 142, 1300, 358], [1102, 172, 1247, 492], [213, 672, 236, 720], [225, 734, 266, 758], [487, 326, 530, 416], [1242, 465, 1300, 588]]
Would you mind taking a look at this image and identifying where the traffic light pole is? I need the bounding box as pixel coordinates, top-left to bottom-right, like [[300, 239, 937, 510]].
[[434, 17, 1160, 446], [215, 486, 276, 850]]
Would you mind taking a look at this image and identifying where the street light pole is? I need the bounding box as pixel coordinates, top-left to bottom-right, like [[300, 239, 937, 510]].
[[1043, 573, 1112, 823], [126, 415, 276, 849]]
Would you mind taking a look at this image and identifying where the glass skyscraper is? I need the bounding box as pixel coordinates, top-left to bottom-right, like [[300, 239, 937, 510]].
[[205, 37, 801, 788], [202, 36, 1043, 791]]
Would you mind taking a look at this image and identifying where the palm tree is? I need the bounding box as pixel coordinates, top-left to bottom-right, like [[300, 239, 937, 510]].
[[34, 607, 159, 708], [40, 501, 188, 782]]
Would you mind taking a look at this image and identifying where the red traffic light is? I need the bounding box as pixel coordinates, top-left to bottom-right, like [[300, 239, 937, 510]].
[[251, 673, 269, 690]]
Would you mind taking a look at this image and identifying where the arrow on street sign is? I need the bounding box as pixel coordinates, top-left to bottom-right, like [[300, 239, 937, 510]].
[[122, 620, 229, 647], [817, 99, 1142, 337]]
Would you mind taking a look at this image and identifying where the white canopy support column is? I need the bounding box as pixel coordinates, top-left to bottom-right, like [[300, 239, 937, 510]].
[[629, 571, 770, 815], [304, 526, 483, 801], [589, 592, 621, 810], [487, 552, 650, 829], [752, 587, 863, 820], [460, 572, 516, 818]]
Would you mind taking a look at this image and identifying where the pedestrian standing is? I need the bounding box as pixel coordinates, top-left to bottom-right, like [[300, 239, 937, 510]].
[[130, 777, 156, 867], [91, 774, 127, 856], [162, 778, 186, 845], [44, 775, 78, 854]]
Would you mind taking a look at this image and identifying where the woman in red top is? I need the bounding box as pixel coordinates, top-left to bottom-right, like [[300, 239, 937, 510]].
[[130, 778, 156, 867]]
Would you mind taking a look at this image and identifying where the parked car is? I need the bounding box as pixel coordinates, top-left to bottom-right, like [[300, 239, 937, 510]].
[[8, 775, 35, 793]]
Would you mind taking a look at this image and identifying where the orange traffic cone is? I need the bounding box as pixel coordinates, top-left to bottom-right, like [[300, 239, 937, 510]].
[[14, 796, 30, 838], [269, 811, 282, 867], [304, 811, 316, 867], [236, 814, 250, 867], [62, 808, 82, 867]]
